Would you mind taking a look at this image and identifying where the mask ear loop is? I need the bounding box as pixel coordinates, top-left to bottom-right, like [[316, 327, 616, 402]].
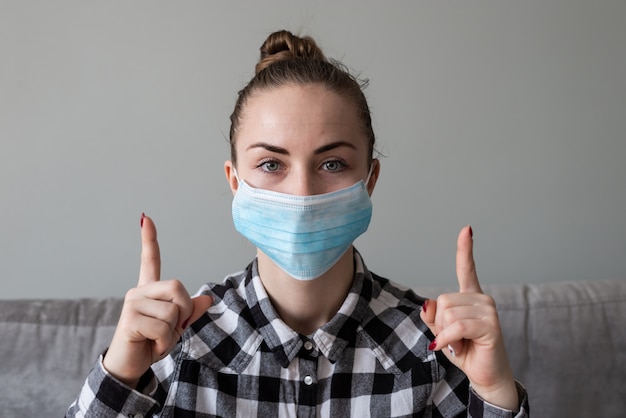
[[232, 167, 241, 184], [364, 163, 374, 186]]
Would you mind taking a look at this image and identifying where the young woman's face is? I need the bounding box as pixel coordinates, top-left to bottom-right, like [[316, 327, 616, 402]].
[[225, 83, 378, 196]]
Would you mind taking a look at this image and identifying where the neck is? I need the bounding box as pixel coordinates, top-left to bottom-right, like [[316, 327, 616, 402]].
[[257, 248, 355, 335]]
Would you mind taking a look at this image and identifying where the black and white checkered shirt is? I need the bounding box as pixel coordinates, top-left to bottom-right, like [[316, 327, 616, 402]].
[[68, 251, 528, 417]]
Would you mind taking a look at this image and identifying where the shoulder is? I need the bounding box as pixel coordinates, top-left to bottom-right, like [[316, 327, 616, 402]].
[[354, 249, 425, 312], [367, 271, 426, 315], [189, 262, 259, 334], [359, 272, 435, 372], [193, 262, 253, 309], [174, 264, 261, 367], [369, 273, 425, 324]]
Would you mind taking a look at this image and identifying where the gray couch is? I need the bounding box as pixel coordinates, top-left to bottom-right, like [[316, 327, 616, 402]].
[[1, 279, 625, 417]]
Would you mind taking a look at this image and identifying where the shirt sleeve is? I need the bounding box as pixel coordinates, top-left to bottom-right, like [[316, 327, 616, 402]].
[[65, 354, 161, 418], [468, 381, 529, 418], [430, 350, 529, 418]]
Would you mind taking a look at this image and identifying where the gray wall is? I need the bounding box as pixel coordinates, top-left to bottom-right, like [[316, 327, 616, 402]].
[[1, 1, 625, 299]]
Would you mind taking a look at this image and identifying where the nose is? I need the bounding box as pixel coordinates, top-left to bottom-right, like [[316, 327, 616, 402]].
[[289, 168, 320, 196]]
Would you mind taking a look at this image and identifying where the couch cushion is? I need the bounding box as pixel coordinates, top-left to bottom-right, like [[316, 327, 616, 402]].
[[499, 280, 626, 418], [0, 298, 123, 417]]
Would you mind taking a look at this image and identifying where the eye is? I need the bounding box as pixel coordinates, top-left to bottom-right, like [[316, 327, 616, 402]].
[[258, 159, 281, 172], [321, 159, 346, 172]]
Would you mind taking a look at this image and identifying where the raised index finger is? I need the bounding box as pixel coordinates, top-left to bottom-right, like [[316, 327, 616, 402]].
[[138, 213, 161, 287], [456, 225, 482, 293]]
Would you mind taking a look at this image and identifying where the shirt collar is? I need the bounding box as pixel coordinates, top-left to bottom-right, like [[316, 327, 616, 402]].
[[245, 250, 373, 367]]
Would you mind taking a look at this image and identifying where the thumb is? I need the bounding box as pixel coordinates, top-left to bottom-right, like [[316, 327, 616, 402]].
[[183, 295, 213, 328], [456, 225, 482, 293], [138, 213, 161, 287], [419, 299, 438, 335]]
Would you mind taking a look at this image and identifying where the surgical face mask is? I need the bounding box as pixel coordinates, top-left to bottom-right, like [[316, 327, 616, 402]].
[[231, 170, 373, 280]]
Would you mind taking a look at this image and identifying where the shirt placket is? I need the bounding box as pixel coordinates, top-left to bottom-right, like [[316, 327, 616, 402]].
[[296, 337, 319, 418]]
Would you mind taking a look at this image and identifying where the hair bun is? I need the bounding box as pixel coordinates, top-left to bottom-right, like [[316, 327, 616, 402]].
[[256, 30, 327, 74]]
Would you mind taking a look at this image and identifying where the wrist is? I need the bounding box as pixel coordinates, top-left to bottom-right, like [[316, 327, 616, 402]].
[[471, 378, 519, 412], [102, 349, 141, 388]]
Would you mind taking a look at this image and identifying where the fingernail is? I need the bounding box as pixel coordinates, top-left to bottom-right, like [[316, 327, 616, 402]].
[[422, 300, 428, 313], [428, 340, 437, 351], [469, 225, 473, 238], [140, 212, 145, 228], [182, 318, 189, 329]]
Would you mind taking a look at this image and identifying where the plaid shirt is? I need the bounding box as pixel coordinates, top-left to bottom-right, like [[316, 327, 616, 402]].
[[68, 251, 528, 417]]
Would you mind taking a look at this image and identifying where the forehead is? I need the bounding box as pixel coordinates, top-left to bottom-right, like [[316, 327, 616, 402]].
[[235, 83, 367, 149]]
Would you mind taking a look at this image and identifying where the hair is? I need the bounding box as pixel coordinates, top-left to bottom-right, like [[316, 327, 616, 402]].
[[229, 30, 376, 164]]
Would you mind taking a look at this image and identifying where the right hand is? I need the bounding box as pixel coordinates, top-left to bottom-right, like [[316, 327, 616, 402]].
[[102, 214, 213, 387]]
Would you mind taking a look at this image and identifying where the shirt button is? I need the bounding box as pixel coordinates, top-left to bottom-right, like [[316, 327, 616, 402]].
[[304, 375, 314, 386], [303, 341, 314, 351]]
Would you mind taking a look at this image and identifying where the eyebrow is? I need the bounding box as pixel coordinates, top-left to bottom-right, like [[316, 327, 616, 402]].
[[246, 141, 356, 155], [246, 142, 289, 154]]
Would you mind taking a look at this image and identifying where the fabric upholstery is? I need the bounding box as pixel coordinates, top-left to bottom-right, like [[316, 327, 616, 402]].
[[1, 280, 624, 417], [0, 299, 123, 417]]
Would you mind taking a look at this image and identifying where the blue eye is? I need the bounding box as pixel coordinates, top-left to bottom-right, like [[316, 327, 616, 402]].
[[259, 160, 280, 172], [322, 160, 346, 172]]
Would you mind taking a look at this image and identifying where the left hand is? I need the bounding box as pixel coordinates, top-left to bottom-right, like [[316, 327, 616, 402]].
[[420, 226, 519, 410]]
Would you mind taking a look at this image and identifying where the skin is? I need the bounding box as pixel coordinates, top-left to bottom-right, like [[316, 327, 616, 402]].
[[103, 83, 518, 411], [103, 214, 213, 388], [224, 84, 380, 336], [420, 227, 519, 410]]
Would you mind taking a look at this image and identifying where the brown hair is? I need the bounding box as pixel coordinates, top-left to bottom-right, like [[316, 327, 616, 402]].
[[229, 30, 376, 164]]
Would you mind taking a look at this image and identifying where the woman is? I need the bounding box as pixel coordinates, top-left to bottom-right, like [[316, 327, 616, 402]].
[[68, 30, 528, 417]]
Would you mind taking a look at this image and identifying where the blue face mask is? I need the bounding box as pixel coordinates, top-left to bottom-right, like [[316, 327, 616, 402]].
[[231, 174, 373, 280]]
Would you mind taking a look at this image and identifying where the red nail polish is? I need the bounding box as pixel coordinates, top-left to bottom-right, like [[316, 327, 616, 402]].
[[428, 340, 437, 351], [140, 212, 145, 228], [422, 300, 428, 313], [182, 319, 189, 329], [469, 225, 473, 238]]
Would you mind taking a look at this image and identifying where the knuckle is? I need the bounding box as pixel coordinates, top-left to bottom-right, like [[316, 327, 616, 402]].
[[478, 293, 496, 308], [124, 287, 141, 302], [442, 307, 456, 324], [154, 320, 173, 338], [171, 278, 185, 290], [163, 302, 180, 320], [164, 278, 182, 290], [442, 309, 458, 327], [436, 294, 451, 307], [455, 320, 469, 335], [167, 279, 191, 300], [162, 280, 184, 298]]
